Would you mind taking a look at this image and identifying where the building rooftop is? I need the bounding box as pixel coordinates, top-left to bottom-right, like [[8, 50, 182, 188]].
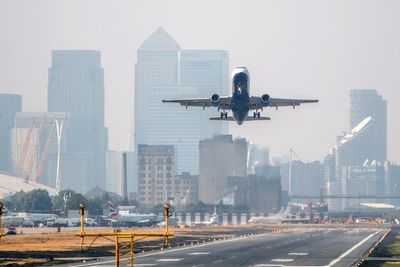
[[140, 27, 180, 50], [0, 172, 57, 199]]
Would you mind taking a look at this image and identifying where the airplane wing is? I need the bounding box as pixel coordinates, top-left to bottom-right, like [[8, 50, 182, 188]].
[[162, 97, 232, 110], [250, 96, 319, 110]]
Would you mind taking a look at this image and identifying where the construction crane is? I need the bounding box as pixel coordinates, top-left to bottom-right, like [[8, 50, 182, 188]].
[[26, 115, 47, 182], [15, 117, 35, 178], [32, 121, 56, 182]]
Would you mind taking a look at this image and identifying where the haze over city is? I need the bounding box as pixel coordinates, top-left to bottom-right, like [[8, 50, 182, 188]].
[[1, 0, 399, 163]]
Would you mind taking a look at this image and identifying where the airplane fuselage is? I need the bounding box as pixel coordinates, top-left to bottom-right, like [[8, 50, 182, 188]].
[[231, 67, 251, 125]]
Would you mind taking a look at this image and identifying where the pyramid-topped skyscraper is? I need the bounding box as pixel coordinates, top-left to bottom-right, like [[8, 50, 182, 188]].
[[132, 28, 229, 199], [140, 27, 180, 50]]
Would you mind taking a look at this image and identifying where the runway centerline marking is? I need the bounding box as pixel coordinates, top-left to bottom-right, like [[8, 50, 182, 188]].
[[156, 258, 183, 262], [271, 259, 294, 262], [288, 252, 308, 256], [188, 252, 210, 255]]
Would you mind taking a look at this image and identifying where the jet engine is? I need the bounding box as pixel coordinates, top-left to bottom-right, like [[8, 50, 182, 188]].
[[261, 94, 271, 104], [210, 94, 220, 106]]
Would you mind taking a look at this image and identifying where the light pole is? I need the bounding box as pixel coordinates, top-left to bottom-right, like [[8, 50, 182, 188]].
[[55, 118, 63, 193]]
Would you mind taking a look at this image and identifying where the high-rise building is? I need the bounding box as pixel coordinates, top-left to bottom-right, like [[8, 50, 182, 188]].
[[345, 163, 385, 210], [106, 151, 128, 197], [199, 135, 247, 204], [48, 51, 107, 192], [248, 145, 270, 174], [133, 28, 229, 177], [179, 50, 229, 138], [280, 161, 324, 197], [349, 89, 387, 162], [387, 163, 400, 206], [226, 175, 281, 213], [172, 172, 199, 207], [0, 94, 21, 172], [324, 117, 382, 210], [137, 145, 176, 206], [246, 175, 281, 214]]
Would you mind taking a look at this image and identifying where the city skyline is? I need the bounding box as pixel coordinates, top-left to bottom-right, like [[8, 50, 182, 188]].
[[0, 1, 399, 163]]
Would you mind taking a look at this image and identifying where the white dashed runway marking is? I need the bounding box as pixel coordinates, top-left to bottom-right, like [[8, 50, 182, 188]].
[[156, 258, 183, 262], [271, 259, 294, 262], [188, 252, 210, 255], [288, 252, 308, 256]]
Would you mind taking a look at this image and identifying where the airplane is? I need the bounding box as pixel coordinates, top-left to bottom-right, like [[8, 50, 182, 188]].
[[162, 67, 318, 125], [248, 207, 292, 224], [195, 207, 220, 226], [107, 201, 160, 226]]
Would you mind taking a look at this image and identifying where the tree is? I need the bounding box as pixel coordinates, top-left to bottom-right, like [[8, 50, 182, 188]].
[[5, 189, 52, 212], [52, 189, 89, 215], [28, 189, 53, 212], [5, 191, 26, 211]]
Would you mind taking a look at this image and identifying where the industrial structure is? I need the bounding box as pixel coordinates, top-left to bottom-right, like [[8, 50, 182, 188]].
[[10, 112, 68, 189]]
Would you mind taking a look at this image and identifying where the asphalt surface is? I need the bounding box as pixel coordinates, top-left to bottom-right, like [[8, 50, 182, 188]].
[[66, 226, 387, 267]]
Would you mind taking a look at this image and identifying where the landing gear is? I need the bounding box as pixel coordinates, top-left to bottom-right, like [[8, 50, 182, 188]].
[[220, 111, 228, 118], [253, 111, 261, 118]]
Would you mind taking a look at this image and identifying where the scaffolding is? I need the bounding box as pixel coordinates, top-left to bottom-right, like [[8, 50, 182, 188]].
[[77, 203, 174, 267]]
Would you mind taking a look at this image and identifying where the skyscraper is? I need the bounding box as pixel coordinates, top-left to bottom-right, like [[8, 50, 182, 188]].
[[0, 94, 21, 172], [48, 51, 107, 192], [133, 28, 229, 176], [199, 135, 247, 204], [349, 89, 387, 162]]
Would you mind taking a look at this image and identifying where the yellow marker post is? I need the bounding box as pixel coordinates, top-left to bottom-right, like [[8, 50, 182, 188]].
[[163, 202, 170, 247], [79, 203, 85, 247], [76, 202, 173, 266], [0, 201, 4, 241]]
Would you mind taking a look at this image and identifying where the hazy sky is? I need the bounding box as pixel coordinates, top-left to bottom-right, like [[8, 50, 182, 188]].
[[1, 0, 399, 163]]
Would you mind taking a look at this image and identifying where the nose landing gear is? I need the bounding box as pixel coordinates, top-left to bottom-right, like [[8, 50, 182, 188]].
[[220, 111, 228, 118]]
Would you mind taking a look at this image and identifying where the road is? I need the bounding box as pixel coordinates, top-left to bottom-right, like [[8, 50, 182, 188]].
[[68, 226, 387, 267]]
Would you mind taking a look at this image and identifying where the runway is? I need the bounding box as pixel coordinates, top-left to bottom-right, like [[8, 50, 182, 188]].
[[68, 226, 387, 267]]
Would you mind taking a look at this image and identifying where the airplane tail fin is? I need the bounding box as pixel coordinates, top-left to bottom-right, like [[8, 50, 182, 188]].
[[107, 201, 118, 217]]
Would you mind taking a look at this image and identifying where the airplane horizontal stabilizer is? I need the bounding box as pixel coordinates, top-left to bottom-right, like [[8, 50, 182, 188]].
[[245, 117, 271, 121], [209, 116, 270, 121], [209, 117, 235, 121]]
